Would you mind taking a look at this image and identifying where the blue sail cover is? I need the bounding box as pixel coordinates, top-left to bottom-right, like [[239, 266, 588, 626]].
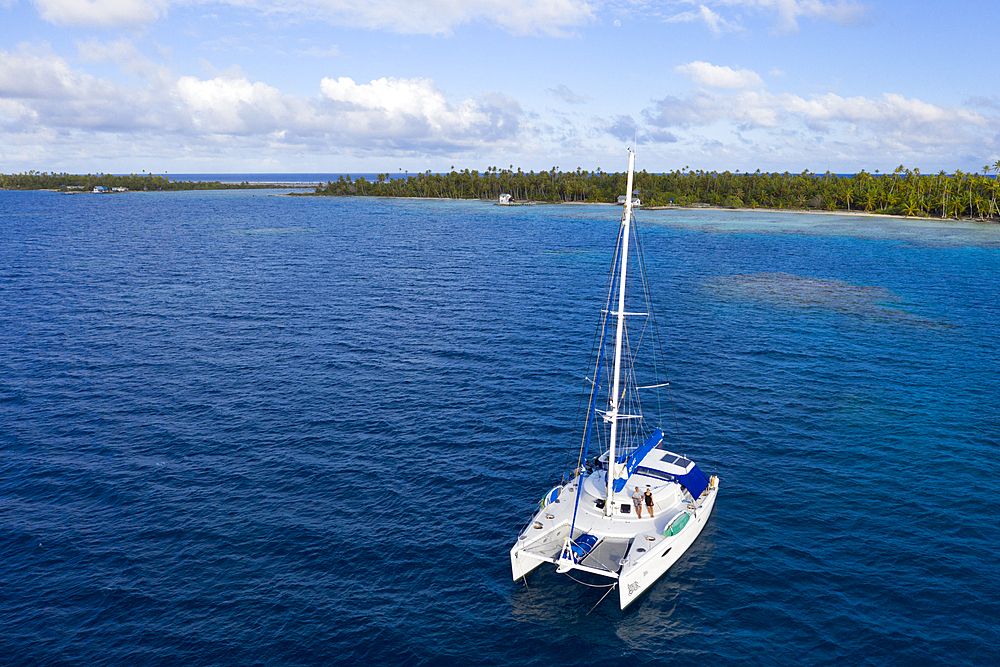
[[677, 464, 710, 499], [569, 534, 599, 562], [612, 428, 663, 492]]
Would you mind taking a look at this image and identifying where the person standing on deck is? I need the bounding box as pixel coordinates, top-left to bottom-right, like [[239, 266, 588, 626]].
[[644, 487, 654, 518], [632, 486, 643, 518]]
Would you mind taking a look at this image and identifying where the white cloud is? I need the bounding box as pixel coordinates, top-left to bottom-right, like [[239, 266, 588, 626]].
[[648, 88, 990, 133], [76, 38, 174, 86], [662, 0, 865, 34], [0, 47, 116, 101], [642, 87, 994, 164], [774, 91, 987, 131], [26, 0, 863, 37], [33, 0, 163, 28], [0, 47, 526, 159], [761, 0, 866, 33], [176, 75, 299, 134], [0, 47, 187, 137], [664, 5, 741, 35], [675, 61, 763, 89], [319, 76, 522, 147]]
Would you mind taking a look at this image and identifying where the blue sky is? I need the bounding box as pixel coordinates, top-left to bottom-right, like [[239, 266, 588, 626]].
[[1, 0, 997, 174]]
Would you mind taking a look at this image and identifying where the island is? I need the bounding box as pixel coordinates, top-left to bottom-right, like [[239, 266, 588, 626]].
[[305, 164, 1000, 222], [5, 165, 998, 221], [0, 172, 305, 192]]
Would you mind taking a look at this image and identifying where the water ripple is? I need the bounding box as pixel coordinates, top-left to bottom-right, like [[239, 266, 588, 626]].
[[1, 191, 998, 665]]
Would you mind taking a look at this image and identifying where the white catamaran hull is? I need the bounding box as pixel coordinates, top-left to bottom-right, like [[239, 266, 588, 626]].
[[617, 477, 719, 609], [510, 470, 720, 609], [510, 540, 555, 581]]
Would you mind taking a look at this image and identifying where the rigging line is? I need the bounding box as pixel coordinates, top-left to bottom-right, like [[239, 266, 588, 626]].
[[620, 274, 649, 439], [620, 326, 645, 448], [519, 571, 534, 606], [631, 212, 660, 422], [562, 573, 617, 589], [570, 225, 621, 476], [587, 583, 618, 616], [569, 310, 603, 475], [569, 216, 624, 536], [634, 211, 683, 452]]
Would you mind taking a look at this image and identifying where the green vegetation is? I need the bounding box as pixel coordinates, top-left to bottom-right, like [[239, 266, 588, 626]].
[[0, 171, 278, 191], [312, 162, 1000, 221], [7, 164, 1000, 221]]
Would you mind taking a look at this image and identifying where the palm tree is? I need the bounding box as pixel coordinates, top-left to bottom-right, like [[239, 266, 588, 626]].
[[863, 191, 876, 212], [991, 160, 1000, 218]]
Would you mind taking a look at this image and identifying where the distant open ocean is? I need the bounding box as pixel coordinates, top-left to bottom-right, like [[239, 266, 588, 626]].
[[2, 189, 999, 665]]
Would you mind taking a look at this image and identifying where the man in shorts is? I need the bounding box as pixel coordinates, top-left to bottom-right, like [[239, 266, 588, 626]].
[[632, 486, 643, 518]]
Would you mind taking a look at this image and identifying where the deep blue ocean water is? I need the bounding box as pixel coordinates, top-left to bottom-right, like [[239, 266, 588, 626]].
[[2, 190, 999, 666]]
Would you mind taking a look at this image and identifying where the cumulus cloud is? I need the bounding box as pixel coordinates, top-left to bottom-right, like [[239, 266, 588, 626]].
[[0, 47, 185, 135], [176, 74, 303, 134], [319, 76, 521, 148], [0, 47, 117, 101], [643, 87, 993, 160], [0, 48, 525, 158], [675, 61, 763, 89]]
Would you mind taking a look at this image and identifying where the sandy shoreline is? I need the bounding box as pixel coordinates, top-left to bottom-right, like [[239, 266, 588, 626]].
[[642, 203, 1000, 224], [290, 192, 1000, 224]]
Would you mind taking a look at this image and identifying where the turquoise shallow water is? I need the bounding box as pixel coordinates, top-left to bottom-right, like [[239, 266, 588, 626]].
[[1, 190, 998, 665]]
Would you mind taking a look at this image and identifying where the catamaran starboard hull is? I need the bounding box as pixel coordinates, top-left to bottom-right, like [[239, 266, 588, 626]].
[[617, 476, 719, 609]]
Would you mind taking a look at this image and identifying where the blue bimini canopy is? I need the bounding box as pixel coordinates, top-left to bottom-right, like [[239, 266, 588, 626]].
[[676, 464, 710, 500], [612, 429, 663, 493]]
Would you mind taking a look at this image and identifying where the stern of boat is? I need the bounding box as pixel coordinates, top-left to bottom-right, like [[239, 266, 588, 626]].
[[617, 474, 720, 609]]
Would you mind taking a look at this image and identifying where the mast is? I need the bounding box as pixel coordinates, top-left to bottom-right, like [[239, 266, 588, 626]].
[[605, 149, 635, 514]]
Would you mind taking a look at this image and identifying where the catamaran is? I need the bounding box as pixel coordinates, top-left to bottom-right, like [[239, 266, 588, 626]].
[[509, 149, 720, 610]]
